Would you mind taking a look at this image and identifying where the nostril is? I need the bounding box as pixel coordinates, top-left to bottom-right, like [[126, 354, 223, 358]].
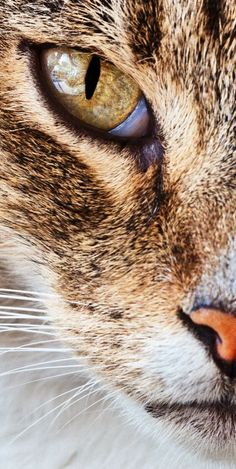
[[178, 309, 220, 353], [178, 308, 236, 379], [190, 308, 236, 363]]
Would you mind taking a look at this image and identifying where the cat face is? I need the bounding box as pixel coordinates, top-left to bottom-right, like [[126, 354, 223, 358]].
[[0, 0, 235, 458]]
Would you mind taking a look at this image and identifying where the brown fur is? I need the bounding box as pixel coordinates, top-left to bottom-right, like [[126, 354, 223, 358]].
[[0, 0, 235, 456]]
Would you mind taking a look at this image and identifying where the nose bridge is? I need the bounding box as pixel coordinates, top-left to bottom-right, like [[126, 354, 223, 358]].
[[192, 237, 236, 313]]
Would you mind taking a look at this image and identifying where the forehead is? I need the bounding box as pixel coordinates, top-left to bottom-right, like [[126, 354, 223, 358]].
[[1, 0, 233, 49], [2, 0, 233, 96]]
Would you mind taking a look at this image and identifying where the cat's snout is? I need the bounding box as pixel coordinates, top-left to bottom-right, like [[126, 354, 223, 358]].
[[189, 308, 236, 379]]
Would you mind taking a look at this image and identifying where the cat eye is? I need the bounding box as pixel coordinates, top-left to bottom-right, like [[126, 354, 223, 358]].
[[41, 48, 150, 139]]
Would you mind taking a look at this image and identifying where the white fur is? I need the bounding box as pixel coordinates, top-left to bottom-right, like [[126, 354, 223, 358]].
[[1, 318, 233, 469], [0, 264, 235, 469]]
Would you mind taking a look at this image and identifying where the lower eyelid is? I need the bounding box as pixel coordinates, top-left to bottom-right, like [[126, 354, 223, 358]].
[[109, 97, 150, 139]]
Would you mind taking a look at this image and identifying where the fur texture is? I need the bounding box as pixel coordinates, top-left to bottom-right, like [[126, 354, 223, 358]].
[[0, 0, 235, 467]]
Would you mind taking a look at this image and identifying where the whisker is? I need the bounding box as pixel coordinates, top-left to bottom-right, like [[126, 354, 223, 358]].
[[9, 385, 84, 445], [0, 289, 118, 310], [0, 288, 91, 306], [0, 327, 55, 336], [3, 370, 83, 391], [0, 305, 46, 312], [10, 378, 105, 445], [0, 337, 69, 356], [0, 357, 79, 378], [0, 294, 45, 303], [0, 359, 116, 379], [0, 305, 47, 315], [0, 365, 83, 379], [0, 347, 71, 353], [50, 381, 99, 427], [58, 390, 115, 432], [0, 314, 48, 321], [28, 381, 95, 417], [0, 323, 53, 330], [0, 288, 56, 297], [82, 395, 117, 438]]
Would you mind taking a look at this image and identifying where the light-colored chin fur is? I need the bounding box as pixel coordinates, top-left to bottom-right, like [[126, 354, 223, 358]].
[[0, 244, 235, 469]]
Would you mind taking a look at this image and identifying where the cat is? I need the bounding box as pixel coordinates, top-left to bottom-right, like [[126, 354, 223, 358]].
[[0, 0, 235, 468]]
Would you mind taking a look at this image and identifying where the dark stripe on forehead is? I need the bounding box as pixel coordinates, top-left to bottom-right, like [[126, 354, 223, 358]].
[[203, 0, 222, 39], [71, 0, 116, 40], [43, 0, 65, 14], [125, 0, 162, 63]]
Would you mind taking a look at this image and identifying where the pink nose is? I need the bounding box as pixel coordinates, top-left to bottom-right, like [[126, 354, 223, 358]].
[[190, 308, 236, 362]]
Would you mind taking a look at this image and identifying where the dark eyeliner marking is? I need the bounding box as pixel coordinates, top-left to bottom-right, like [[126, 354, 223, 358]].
[[85, 56, 101, 100]]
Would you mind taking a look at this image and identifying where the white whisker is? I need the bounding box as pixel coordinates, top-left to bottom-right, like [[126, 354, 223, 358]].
[[0, 294, 45, 303], [0, 288, 56, 297], [0, 291, 92, 307], [0, 305, 47, 314], [0, 305, 46, 312], [3, 370, 82, 391], [0, 314, 48, 321], [0, 357, 79, 378], [0, 347, 71, 353], [58, 391, 113, 433], [0, 337, 68, 356], [0, 359, 115, 379], [28, 382, 93, 417], [0, 327, 55, 336], [0, 323, 53, 330], [9, 385, 84, 445], [50, 381, 99, 426], [1, 365, 83, 378]]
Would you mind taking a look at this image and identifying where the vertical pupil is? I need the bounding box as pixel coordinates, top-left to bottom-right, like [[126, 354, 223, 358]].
[[85, 56, 101, 100]]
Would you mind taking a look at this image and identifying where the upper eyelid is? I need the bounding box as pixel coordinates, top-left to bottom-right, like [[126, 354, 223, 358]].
[[23, 41, 111, 68]]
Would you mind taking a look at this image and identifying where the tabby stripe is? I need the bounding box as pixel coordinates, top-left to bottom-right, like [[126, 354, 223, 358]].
[[127, 0, 163, 62], [203, 0, 222, 39]]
